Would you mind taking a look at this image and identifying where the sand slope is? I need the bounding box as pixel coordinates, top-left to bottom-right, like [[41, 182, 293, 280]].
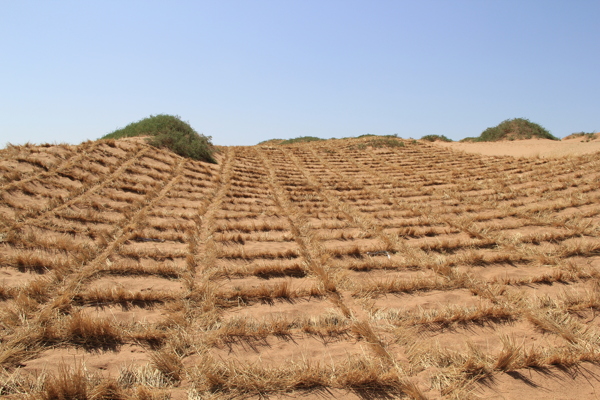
[[432, 137, 600, 158], [1, 137, 600, 399]]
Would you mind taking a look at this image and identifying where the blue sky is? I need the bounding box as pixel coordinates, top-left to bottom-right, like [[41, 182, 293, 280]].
[[1, 1, 598, 146]]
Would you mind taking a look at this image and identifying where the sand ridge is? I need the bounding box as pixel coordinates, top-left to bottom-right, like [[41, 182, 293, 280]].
[[432, 136, 600, 158]]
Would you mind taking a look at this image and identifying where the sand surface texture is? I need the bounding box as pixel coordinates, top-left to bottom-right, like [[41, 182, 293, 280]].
[[433, 136, 600, 158], [1, 137, 600, 399]]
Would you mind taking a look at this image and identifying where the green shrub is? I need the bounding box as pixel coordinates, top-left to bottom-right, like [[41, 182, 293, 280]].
[[421, 134, 452, 142], [352, 137, 405, 150], [258, 138, 284, 145], [566, 132, 597, 141], [369, 137, 405, 148], [279, 136, 324, 145], [101, 114, 216, 163], [477, 118, 557, 142]]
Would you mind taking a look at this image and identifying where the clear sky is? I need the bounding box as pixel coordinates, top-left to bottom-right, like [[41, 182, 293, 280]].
[[1, 1, 598, 147]]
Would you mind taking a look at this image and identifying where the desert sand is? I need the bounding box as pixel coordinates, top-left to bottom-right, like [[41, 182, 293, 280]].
[[433, 136, 600, 158], [0, 136, 599, 399]]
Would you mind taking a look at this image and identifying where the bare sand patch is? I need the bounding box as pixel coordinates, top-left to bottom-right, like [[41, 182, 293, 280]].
[[431, 137, 600, 158], [20, 344, 150, 378]]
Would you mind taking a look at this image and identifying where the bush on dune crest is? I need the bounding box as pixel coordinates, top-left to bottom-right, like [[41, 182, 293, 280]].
[[421, 134, 452, 142], [564, 131, 597, 141], [476, 118, 558, 142], [102, 114, 217, 163], [279, 136, 325, 145]]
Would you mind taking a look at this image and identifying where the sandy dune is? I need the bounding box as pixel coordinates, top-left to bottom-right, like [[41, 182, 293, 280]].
[[1, 137, 599, 399]]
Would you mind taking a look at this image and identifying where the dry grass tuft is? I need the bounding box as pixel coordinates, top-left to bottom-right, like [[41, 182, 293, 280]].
[[526, 309, 586, 344], [90, 379, 127, 400], [218, 279, 315, 304], [99, 258, 183, 279], [494, 335, 523, 371], [40, 363, 89, 400], [251, 263, 307, 278], [0, 286, 17, 301], [65, 312, 123, 350], [118, 364, 171, 388], [191, 355, 413, 397], [75, 287, 177, 307], [31, 363, 127, 400], [300, 310, 350, 338], [351, 320, 391, 360], [150, 348, 185, 384]]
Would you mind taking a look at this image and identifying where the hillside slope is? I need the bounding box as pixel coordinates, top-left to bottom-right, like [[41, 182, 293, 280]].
[[1, 137, 600, 399]]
